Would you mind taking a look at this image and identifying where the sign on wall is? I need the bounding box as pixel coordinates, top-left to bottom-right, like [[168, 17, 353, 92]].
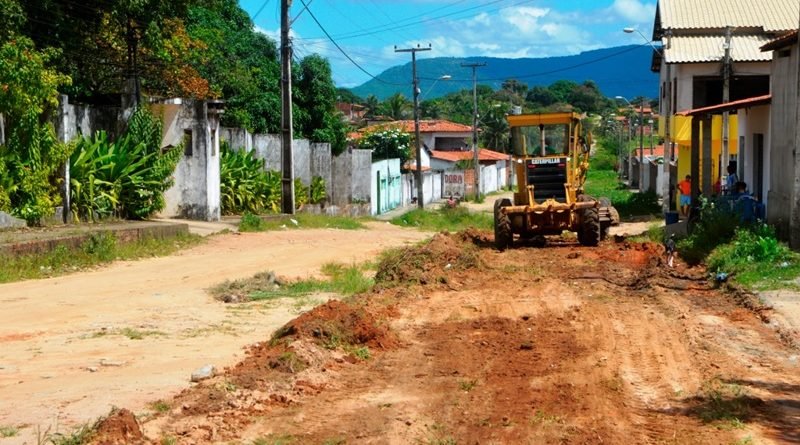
[[443, 171, 465, 199]]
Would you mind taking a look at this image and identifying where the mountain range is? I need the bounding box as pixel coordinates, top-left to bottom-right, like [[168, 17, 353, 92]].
[[350, 45, 659, 101]]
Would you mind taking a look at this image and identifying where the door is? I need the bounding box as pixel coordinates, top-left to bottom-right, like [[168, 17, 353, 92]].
[[753, 133, 764, 201]]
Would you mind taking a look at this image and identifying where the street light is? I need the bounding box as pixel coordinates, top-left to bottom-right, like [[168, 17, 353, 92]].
[[615, 96, 634, 182], [625, 26, 673, 213], [421, 75, 452, 99]]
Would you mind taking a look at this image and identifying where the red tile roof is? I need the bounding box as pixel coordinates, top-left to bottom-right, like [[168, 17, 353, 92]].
[[359, 119, 472, 134], [431, 149, 509, 162], [633, 144, 667, 157]]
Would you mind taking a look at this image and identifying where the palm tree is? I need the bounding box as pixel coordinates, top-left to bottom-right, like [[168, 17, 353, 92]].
[[380, 93, 411, 120], [363, 94, 379, 118]]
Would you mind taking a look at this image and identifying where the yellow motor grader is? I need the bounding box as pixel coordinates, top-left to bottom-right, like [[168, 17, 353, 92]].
[[494, 112, 614, 249]]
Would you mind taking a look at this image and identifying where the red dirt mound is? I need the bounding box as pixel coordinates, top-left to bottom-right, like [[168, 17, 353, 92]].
[[374, 232, 481, 286], [275, 299, 397, 349], [90, 408, 143, 445]]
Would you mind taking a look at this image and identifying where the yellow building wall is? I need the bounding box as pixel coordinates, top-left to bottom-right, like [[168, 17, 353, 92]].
[[663, 114, 738, 210]]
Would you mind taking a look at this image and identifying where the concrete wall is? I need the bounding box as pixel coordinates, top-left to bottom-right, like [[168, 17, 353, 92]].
[[219, 129, 332, 188], [768, 46, 798, 237], [331, 149, 372, 206], [155, 100, 221, 221]]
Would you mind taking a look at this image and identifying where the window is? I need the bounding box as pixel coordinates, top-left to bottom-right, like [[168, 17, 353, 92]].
[[183, 129, 193, 156]]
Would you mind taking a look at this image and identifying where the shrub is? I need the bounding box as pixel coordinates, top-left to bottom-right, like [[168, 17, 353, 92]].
[[310, 176, 327, 204], [294, 178, 309, 209], [677, 199, 741, 265], [239, 212, 267, 232], [69, 108, 180, 221], [708, 224, 791, 272], [220, 142, 279, 214]]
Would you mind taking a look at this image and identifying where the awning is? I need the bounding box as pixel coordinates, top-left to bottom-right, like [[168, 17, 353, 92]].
[[677, 94, 771, 116]]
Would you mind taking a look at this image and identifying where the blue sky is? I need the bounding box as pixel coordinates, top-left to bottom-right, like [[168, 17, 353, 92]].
[[239, 0, 658, 88]]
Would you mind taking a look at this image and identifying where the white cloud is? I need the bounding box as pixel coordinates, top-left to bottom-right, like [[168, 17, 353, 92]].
[[610, 0, 656, 24]]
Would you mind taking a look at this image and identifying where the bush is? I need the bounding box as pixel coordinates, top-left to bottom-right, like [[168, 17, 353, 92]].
[[238, 212, 267, 232], [677, 199, 741, 265], [706, 223, 800, 288], [220, 142, 280, 215], [310, 176, 327, 204], [69, 108, 180, 221], [294, 178, 309, 209]]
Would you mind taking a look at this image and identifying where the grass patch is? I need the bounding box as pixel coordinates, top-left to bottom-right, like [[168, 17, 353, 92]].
[[0, 425, 18, 438], [706, 223, 800, 290], [391, 206, 492, 232], [458, 379, 478, 391], [160, 436, 177, 445], [119, 327, 164, 340], [584, 170, 661, 218], [348, 345, 371, 360], [47, 423, 96, 445], [252, 436, 296, 445], [0, 232, 202, 284], [210, 262, 373, 303], [419, 423, 457, 445], [693, 378, 752, 427], [238, 212, 366, 232], [149, 400, 171, 413]]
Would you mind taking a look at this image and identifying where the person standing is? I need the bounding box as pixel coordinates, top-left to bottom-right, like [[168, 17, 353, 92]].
[[724, 163, 738, 195], [677, 174, 692, 217]]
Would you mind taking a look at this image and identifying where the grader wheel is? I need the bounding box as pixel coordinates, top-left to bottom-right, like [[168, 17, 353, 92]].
[[494, 198, 513, 250], [577, 195, 601, 247]]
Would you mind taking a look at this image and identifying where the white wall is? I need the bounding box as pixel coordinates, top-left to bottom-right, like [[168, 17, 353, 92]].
[[738, 105, 771, 209]]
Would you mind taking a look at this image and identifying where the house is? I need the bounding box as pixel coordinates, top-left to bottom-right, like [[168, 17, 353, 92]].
[[336, 102, 366, 124], [761, 31, 800, 245], [429, 148, 511, 197], [350, 119, 473, 167], [651, 0, 797, 207]]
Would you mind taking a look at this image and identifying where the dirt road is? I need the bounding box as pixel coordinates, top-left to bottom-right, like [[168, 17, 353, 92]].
[[138, 232, 799, 445], [0, 223, 430, 444]]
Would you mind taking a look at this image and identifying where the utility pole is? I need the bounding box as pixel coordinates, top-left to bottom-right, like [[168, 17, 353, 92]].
[[721, 26, 732, 191], [280, 0, 295, 214], [461, 62, 486, 200], [663, 31, 673, 212], [649, 119, 654, 155], [395, 44, 431, 208], [638, 98, 645, 190]]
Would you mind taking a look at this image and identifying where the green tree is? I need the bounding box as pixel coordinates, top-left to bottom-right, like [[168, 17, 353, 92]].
[[380, 93, 411, 120], [548, 80, 579, 103], [186, 0, 280, 132], [479, 104, 509, 152], [294, 54, 348, 155], [526, 86, 558, 107], [0, 35, 72, 224], [363, 94, 380, 118], [336, 88, 362, 104]]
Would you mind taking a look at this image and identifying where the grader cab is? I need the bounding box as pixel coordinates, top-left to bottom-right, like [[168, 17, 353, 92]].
[[494, 112, 613, 249]]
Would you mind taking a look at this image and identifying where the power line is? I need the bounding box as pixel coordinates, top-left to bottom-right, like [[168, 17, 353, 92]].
[[297, 0, 403, 86], [251, 0, 271, 20], [296, 0, 532, 42]]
